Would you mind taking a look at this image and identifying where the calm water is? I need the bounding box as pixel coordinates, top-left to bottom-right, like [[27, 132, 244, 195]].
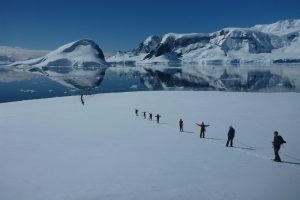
[[1, 64, 300, 103]]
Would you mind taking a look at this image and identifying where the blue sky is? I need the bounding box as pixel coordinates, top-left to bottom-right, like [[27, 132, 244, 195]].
[[1, 0, 299, 53]]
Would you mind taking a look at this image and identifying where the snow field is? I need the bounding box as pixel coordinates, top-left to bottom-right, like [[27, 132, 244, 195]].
[[0, 91, 300, 200]]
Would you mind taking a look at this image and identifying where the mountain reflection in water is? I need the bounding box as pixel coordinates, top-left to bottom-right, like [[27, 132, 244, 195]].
[[0, 64, 299, 103]]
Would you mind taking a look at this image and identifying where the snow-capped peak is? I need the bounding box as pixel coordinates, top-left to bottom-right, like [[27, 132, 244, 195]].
[[11, 39, 107, 68], [143, 35, 160, 46]]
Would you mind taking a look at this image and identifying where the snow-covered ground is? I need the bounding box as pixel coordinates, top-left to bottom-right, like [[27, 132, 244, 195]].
[[0, 91, 300, 200]]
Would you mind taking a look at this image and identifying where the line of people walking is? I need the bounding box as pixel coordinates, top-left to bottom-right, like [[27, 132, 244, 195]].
[[135, 109, 287, 163], [135, 109, 161, 123]]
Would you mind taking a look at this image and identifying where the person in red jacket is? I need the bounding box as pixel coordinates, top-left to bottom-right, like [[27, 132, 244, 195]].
[[272, 131, 286, 162], [196, 122, 210, 138]]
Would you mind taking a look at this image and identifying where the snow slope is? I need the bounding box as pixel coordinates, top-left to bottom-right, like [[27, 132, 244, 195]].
[[0, 46, 48, 65], [11, 39, 107, 68], [107, 19, 300, 64], [253, 19, 300, 36], [0, 91, 300, 200]]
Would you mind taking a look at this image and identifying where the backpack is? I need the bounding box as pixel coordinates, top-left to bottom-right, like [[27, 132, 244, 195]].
[[279, 136, 286, 145]]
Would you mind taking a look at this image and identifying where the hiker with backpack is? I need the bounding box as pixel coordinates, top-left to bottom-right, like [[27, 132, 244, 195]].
[[272, 131, 286, 162]]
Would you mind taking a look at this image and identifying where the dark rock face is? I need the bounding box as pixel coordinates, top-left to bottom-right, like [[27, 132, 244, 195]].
[[143, 51, 155, 60], [219, 30, 274, 54], [142, 34, 211, 60], [155, 43, 173, 57], [174, 36, 210, 48], [161, 35, 210, 49], [155, 35, 210, 58], [282, 32, 299, 42], [134, 35, 161, 54]]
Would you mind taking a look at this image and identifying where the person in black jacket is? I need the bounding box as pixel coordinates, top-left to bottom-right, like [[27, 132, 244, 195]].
[[196, 122, 210, 138], [142, 111, 147, 119], [272, 131, 286, 162], [149, 113, 153, 121], [135, 109, 138, 116], [226, 126, 235, 147], [155, 114, 161, 123], [80, 94, 85, 105], [179, 119, 184, 132]]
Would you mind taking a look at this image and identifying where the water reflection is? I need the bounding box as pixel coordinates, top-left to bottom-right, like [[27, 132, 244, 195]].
[[41, 66, 107, 90], [0, 64, 300, 103], [134, 65, 296, 91]]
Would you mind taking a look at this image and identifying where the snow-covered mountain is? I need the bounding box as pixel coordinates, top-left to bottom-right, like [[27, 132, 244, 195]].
[[0, 46, 48, 65], [11, 39, 107, 68], [107, 19, 300, 65]]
